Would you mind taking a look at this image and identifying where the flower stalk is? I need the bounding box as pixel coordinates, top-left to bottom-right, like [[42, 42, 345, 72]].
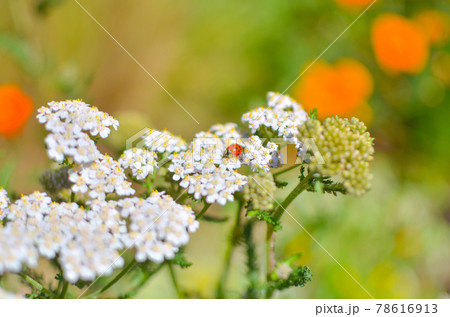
[[18, 273, 53, 297], [216, 201, 243, 298], [88, 259, 137, 298], [168, 263, 184, 299], [265, 172, 314, 298]]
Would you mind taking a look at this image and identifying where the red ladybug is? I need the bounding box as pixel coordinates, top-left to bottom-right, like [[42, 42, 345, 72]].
[[225, 144, 243, 157]]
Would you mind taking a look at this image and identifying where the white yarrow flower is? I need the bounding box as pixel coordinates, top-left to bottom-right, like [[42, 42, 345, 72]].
[[142, 129, 187, 154], [242, 92, 308, 150], [119, 148, 158, 180], [69, 154, 135, 199], [117, 192, 199, 263], [0, 193, 126, 282], [0, 187, 9, 218], [37, 100, 119, 164]]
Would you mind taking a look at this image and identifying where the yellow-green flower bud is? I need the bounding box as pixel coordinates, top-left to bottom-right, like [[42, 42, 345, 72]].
[[244, 172, 277, 211], [298, 116, 374, 196]]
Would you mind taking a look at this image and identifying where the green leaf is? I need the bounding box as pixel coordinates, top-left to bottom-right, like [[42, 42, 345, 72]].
[[306, 175, 346, 196], [0, 33, 42, 76], [36, 0, 65, 15], [247, 210, 282, 231], [274, 180, 288, 189], [201, 215, 229, 223], [283, 253, 303, 266], [309, 108, 318, 120], [0, 160, 16, 189], [267, 266, 312, 292], [74, 280, 91, 290], [314, 180, 324, 193], [172, 251, 193, 269]]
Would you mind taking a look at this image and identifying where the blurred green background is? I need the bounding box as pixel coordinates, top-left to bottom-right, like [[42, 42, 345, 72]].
[[0, 0, 449, 298]]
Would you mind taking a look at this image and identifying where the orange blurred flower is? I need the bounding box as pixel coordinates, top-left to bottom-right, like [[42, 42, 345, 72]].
[[295, 58, 373, 120], [415, 10, 450, 46], [335, 0, 375, 8], [0, 84, 33, 139], [372, 13, 429, 74]]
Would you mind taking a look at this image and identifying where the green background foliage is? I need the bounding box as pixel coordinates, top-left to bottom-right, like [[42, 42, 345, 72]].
[[0, 0, 448, 298]]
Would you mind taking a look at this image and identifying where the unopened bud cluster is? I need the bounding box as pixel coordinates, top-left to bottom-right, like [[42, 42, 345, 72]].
[[243, 172, 277, 211], [298, 117, 374, 196]]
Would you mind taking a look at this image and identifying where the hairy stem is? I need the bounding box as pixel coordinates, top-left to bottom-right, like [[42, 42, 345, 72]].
[[265, 173, 314, 298], [18, 272, 53, 297], [265, 227, 277, 299], [243, 221, 259, 298], [273, 172, 314, 222], [216, 201, 242, 298]]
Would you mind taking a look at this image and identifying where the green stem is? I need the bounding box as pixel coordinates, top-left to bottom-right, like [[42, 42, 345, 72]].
[[19, 273, 53, 297], [196, 203, 211, 220], [265, 225, 276, 299], [59, 280, 69, 299], [261, 127, 272, 146], [216, 201, 242, 298], [168, 263, 184, 299], [126, 263, 164, 298], [273, 164, 300, 177], [88, 259, 137, 298], [145, 174, 154, 195], [273, 173, 314, 222], [158, 156, 171, 167], [56, 277, 62, 295], [243, 221, 259, 299], [265, 173, 314, 298]]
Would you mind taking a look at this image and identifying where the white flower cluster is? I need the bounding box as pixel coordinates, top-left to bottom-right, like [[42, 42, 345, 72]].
[[118, 192, 199, 263], [69, 154, 135, 199], [0, 189, 199, 282], [37, 100, 119, 163], [181, 167, 247, 205], [142, 129, 187, 154], [241, 136, 281, 171], [208, 122, 242, 139], [58, 223, 124, 283], [86, 199, 127, 239], [119, 148, 158, 180], [1, 191, 124, 282], [195, 123, 281, 172], [168, 125, 243, 205], [167, 123, 283, 204], [0, 222, 38, 275], [0, 101, 202, 285], [0, 187, 9, 216], [242, 92, 308, 149]]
